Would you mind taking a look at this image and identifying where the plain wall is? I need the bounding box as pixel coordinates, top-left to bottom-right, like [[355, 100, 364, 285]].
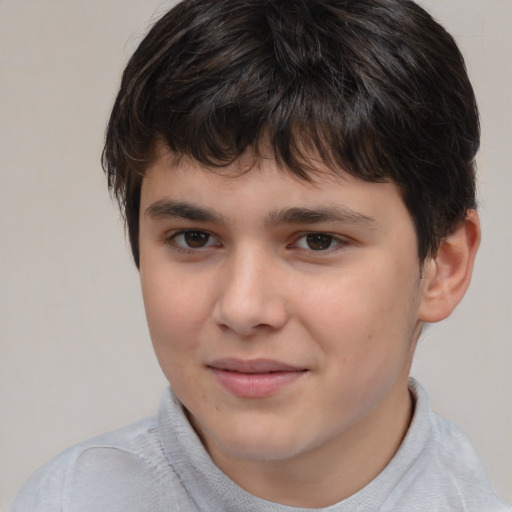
[[0, 0, 510, 509]]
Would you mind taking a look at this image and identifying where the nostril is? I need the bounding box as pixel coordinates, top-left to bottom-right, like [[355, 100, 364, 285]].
[[212, 262, 289, 334]]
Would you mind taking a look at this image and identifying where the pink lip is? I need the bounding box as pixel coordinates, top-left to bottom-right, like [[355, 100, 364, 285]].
[[207, 358, 307, 398]]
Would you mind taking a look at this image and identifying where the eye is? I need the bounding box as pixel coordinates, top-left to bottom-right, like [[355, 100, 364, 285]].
[[293, 233, 344, 251], [170, 230, 219, 249]]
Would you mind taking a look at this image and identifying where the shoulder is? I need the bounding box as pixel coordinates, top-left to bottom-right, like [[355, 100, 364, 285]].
[[395, 380, 511, 511], [9, 416, 185, 512], [426, 413, 510, 511]]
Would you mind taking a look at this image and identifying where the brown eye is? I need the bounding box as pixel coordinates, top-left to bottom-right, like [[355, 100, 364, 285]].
[[183, 231, 210, 248], [171, 230, 216, 250], [305, 233, 334, 251]]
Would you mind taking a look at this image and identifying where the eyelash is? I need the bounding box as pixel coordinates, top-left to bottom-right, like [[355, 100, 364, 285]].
[[166, 230, 221, 253], [291, 232, 347, 252], [165, 230, 349, 254]]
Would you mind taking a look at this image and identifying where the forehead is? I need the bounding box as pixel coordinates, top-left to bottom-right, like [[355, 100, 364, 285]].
[[145, 141, 386, 193], [140, 147, 412, 234], [148, 138, 373, 184]]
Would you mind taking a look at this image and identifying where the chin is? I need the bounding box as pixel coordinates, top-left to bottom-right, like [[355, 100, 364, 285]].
[[203, 415, 316, 463]]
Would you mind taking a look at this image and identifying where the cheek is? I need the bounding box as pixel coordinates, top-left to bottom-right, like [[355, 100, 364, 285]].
[[141, 270, 210, 364], [141, 272, 221, 414], [298, 261, 420, 360]]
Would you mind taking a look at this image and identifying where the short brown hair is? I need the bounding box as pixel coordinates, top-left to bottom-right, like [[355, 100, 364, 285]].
[[103, 0, 479, 268]]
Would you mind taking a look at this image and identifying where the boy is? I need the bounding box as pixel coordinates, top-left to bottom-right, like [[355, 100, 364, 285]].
[[11, 0, 511, 510]]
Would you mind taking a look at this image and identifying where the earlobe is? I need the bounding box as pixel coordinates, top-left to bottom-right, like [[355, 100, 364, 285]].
[[418, 210, 481, 323]]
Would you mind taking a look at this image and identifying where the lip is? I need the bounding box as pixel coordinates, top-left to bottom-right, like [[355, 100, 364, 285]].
[[207, 358, 308, 398]]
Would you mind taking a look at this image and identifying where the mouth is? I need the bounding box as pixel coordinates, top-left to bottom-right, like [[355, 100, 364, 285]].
[[207, 358, 308, 398]]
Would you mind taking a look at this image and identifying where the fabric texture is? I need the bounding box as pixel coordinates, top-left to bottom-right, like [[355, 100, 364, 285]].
[[11, 379, 511, 512]]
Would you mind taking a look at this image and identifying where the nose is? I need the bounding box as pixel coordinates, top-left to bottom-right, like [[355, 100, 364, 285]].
[[212, 246, 289, 336]]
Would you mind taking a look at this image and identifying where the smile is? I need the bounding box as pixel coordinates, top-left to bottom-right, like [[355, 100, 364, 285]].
[[207, 359, 308, 399]]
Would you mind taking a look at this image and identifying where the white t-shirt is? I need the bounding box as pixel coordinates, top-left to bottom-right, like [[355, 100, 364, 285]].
[[11, 379, 511, 511]]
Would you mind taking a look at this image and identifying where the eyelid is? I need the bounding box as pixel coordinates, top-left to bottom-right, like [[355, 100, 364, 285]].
[[165, 229, 222, 252], [290, 232, 350, 252], [162, 228, 350, 255]]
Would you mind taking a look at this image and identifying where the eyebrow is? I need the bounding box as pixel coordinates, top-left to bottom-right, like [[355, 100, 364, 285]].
[[145, 200, 376, 227], [145, 200, 225, 224], [266, 206, 377, 227]]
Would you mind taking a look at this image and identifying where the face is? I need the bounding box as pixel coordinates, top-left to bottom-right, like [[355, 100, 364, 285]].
[[139, 148, 427, 469]]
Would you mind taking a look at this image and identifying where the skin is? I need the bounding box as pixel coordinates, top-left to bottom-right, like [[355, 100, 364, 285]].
[[138, 145, 480, 507]]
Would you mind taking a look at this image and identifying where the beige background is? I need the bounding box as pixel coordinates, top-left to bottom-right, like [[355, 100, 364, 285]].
[[1, 0, 510, 509]]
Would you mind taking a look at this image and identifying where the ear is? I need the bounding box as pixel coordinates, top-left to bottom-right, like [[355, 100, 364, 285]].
[[418, 209, 481, 323]]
